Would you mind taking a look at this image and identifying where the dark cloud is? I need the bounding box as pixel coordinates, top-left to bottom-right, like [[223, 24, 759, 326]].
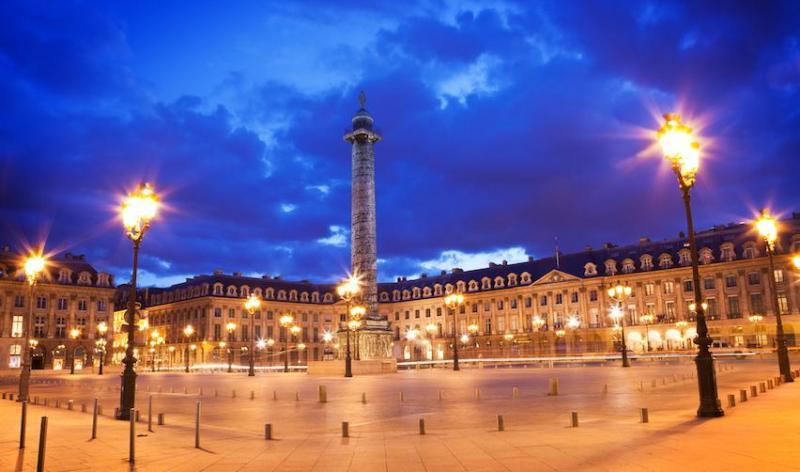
[[1, 0, 799, 285]]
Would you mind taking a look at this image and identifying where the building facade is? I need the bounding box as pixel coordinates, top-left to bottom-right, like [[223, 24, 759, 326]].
[[0, 249, 116, 370], [131, 216, 800, 366]]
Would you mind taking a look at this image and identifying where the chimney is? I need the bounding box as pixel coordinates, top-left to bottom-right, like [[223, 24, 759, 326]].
[[639, 237, 651, 245], [420, 273, 427, 278], [585, 245, 593, 252], [527, 256, 534, 262], [440, 270, 447, 276], [262, 274, 272, 280], [232, 272, 242, 277], [502, 260, 508, 265], [451, 268, 463, 274], [273, 275, 281, 280], [489, 262, 497, 268], [603, 242, 615, 249], [213, 269, 223, 276], [396, 277, 402, 282]]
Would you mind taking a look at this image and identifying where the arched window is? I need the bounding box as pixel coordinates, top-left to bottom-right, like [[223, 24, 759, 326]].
[[78, 271, 92, 285], [468, 280, 479, 291], [300, 292, 309, 302], [277, 290, 287, 300], [658, 253, 673, 268], [678, 249, 691, 266], [604, 259, 617, 275], [412, 288, 421, 299], [380, 292, 389, 302], [58, 268, 71, 283], [508, 273, 518, 286], [226, 286, 237, 296], [621, 258, 635, 274], [213, 283, 224, 296], [742, 241, 758, 259], [289, 290, 297, 301], [481, 277, 491, 290], [699, 247, 714, 265], [402, 290, 411, 300], [240, 285, 250, 298], [445, 283, 454, 294], [323, 293, 333, 303], [584, 263, 597, 277], [494, 276, 505, 288], [311, 292, 320, 303], [639, 254, 654, 271], [253, 287, 262, 298], [392, 290, 400, 301], [433, 284, 443, 296], [422, 287, 432, 297], [521, 272, 532, 284], [456, 281, 466, 293], [265, 288, 275, 299], [720, 243, 735, 262]]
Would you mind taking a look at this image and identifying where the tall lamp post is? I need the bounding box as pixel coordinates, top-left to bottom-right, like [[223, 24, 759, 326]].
[[279, 314, 294, 373], [183, 325, 194, 373], [69, 328, 81, 375], [118, 182, 159, 420], [754, 210, 794, 382], [444, 293, 465, 370], [290, 325, 301, 367], [336, 276, 361, 378], [244, 295, 261, 376], [748, 315, 764, 348], [608, 283, 632, 367], [96, 322, 108, 375], [225, 322, 236, 373], [657, 114, 723, 417], [19, 254, 46, 402]]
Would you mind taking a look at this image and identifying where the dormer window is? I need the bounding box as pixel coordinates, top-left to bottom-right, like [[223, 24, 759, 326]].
[[227, 286, 237, 296], [253, 288, 262, 298], [412, 288, 421, 299], [742, 242, 758, 259], [433, 284, 442, 296], [289, 290, 297, 301], [468, 280, 479, 291], [97, 272, 111, 287], [277, 290, 287, 300], [445, 284, 454, 294], [214, 283, 223, 296], [678, 249, 691, 266], [402, 290, 411, 300], [265, 288, 275, 299], [423, 287, 432, 297], [59, 268, 72, 283], [379, 292, 389, 302], [508, 274, 518, 286], [659, 253, 673, 268], [312, 292, 320, 303], [791, 234, 800, 253], [699, 248, 714, 265], [456, 281, 466, 292], [494, 276, 505, 288], [605, 259, 617, 275], [240, 286, 250, 298], [481, 277, 491, 290], [300, 292, 309, 302], [720, 243, 735, 262], [621, 258, 635, 274], [584, 263, 597, 276], [77, 272, 92, 285], [640, 255, 654, 271], [521, 272, 531, 284], [323, 293, 333, 303], [393, 290, 400, 301]]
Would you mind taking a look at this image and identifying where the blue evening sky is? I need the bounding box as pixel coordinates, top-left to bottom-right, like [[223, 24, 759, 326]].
[[1, 1, 799, 286]]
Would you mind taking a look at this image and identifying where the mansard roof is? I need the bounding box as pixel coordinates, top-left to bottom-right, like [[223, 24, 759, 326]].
[[0, 248, 111, 286]]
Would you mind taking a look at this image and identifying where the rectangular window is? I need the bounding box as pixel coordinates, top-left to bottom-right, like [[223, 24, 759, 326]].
[[555, 294, 563, 305], [213, 324, 221, 341], [78, 300, 87, 311], [706, 298, 717, 318], [313, 313, 319, 322], [774, 269, 784, 284], [497, 300, 504, 310], [9, 344, 21, 368], [267, 326, 273, 338], [665, 301, 675, 318], [683, 280, 693, 293], [436, 307, 442, 317], [394, 312, 400, 321], [777, 293, 789, 314], [645, 303, 655, 315], [302, 313, 308, 322], [214, 308, 222, 317], [725, 275, 737, 288], [728, 297, 740, 317], [703, 278, 715, 290], [570, 292, 578, 303], [14, 295, 24, 308], [425, 309, 431, 318], [525, 297, 532, 308], [228, 308, 235, 317], [510, 298, 517, 309], [484, 302, 490, 311], [663, 281, 674, 295], [415, 310, 420, 319], [750, 293, 764, 313], [748, 273, 760, 285], [644, 284, 654, 296], [459, 304, 466, 314], [97, 300, 106, 312], [267, 311, 273, 320], [589, 290, 598, 302], [497, 317, 505, 332], [36, 296, 47, 309], [11, 315, 23, 337], [540, 296, 548, 306], [404, 311, 410, 320], [484, 318, 492, 335], [242, 326, 249, 342], [471, 304, 477, 313], [255, 326, 262, 339], [57, 298, 67, 310]]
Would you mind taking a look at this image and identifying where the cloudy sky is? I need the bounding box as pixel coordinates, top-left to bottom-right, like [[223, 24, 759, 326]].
[[1, 1, 799, 286]]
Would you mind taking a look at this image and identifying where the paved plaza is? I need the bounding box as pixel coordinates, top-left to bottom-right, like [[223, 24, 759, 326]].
[[0, 358, 798, 471]]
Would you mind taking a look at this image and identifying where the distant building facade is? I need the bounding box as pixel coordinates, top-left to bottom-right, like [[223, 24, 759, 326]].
[[0, 249, 116, 370], [131, 215, 800, 365]]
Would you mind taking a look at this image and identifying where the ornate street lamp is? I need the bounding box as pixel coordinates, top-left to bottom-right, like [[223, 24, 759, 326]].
[[244, 294, 262, 376], [96, 322, 108, 375], [279, 314, 294, 373], [754, 210, 793, 382], [69, 328, 81, 375], [225, 322, 236, 373], [405, 328, 420, 362], [183, 325, 194, 373], [290, 324, 302, 367], [657, 114, 723, 417], [608, 283, 632, 367], [444, 292, 465, 370], [118, 182, 159, 420], [640, 314, 655, 352], [19, 253, 46, 402], [336, 275, 361, 378], [748, 314, 764, 348]]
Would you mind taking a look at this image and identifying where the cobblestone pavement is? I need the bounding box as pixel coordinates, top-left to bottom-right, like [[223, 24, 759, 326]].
[[0, 358, 797, 471]]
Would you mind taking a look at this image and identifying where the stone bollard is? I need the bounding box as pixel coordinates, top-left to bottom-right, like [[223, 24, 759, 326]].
[[475, 388, 481, 400], [672, 374, 678, 383], [740, 389, 748, 403], [37, 416, 48, 471], [129, 409, 136, 463], [157, 413, 165, 425], [9, 393, 15, 401], [750, 385, 758, 397], [295, 392, 300, 402], [34, 396, 38, 405], [68, 400, 74, 411], [250, 391, 255, 400], [81, 403, 87, 413], [264, 424, 272, 440], [194, 402, 201, 449], [497, 415, 505, 432], [273, 391, 278, 401], [602, 384, 608, 394], [97, 405, 103, 416], [438, 390, 443, 401], [342, 421, 349, 438], [767, 379, 774, 390], [639, 380, 644, 392], [640, 408, 649, 424], [400, 392, 404, 402], [214, 389, 218, 398], [361, 392, 367, 404], [135, 410, 141, 423], [91, 399, 98, 439], [651, 379, 657, 389], [759, 382, 766, 394], [55, 400, 60, 409], [318, 386, 327, 403], [727, 394, 736, 408], [512, 387, 519, 398], [171, 387, 175, 394], [419, 418, 426, 435], [199, 387, 203, 396], [43, 399, 49, 407], [2, 392, 5, 400], [184, 386, 188, 394], [548, 378, 559, 396], [232, 390, 236, 399], [571, 412, 579, 427]]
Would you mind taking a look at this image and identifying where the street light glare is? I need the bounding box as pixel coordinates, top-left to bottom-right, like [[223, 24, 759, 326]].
[[658, 114, 701, 185], [24, 254, 46, 285], [121, 182, 159, 237], [755, 209, 778, 247]]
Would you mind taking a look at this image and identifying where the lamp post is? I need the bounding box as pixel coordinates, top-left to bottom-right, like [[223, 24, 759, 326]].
[[256, 338, 266, 371], [640, 314, 655, 352], [183, 325, 194, 373], [444, 293, 465, 370], [336, 276, 361, 378], [754, 210, 793, 382], [608, 283, 632, 367], [290, 324, 301, 367], [149, 330, 161, 372], [467, 323, 479, 357], [244, 295, 261, 376], [532, 315, 545, 355], [279, 314, 294, 373], [405, 328, 419, 362], [425, 322, 438, 360], [118, 182, 159, 420], [266, 338, 275, 368], [676, 320, 689, 350], [96, 322, 108, 375], [69, 328, 81, 375], [225, 322, 236, 373], [657, 114, 723, 416], [19, 254, 45, 402]]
